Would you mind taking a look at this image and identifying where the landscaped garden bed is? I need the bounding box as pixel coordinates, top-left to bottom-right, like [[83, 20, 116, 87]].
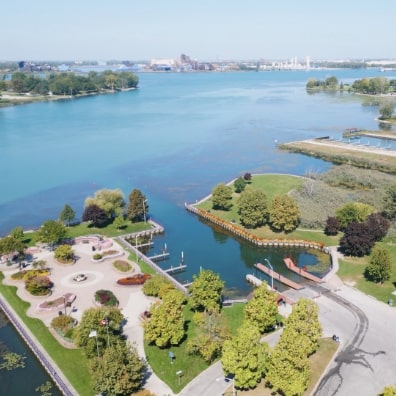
[[94, 289, 118, 307], [91, 249, 124, 263], [117, 273, 151, 286], [113, 260, 133, 273], [37, 293, 76, 311]]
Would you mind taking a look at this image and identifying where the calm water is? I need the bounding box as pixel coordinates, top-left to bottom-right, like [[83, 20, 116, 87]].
[[0, 68, 393, 392]]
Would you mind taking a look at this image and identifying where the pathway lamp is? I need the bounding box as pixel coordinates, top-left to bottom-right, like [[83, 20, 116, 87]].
[[264, 258, 274, 290]]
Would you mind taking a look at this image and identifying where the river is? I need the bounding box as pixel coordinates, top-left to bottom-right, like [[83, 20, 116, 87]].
[[0, 68, 394, 393]]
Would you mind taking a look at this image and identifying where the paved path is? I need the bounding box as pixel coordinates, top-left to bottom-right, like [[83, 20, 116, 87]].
[[1, 239, 173, 396]]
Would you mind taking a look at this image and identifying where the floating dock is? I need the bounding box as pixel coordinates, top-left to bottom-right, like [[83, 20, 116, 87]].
[[254, 263, 303, 290], [148, 252, 170, 262], [164, 263, 187, 274], [283, 258, 324, 283]]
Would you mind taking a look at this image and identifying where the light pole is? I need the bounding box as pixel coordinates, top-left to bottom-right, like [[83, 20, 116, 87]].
[[264, 258, 274, 290], [89, 330, 99, 357], [62, 294, 67, 316]]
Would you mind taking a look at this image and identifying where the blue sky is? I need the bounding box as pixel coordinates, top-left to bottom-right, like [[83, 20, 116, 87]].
[[2, 0, 396, 61]]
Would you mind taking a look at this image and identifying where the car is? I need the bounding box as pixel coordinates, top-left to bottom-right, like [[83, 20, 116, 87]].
[[73, 273, 87, 282]]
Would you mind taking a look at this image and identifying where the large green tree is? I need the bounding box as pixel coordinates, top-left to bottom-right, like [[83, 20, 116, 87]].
[[237, 188, 268, 228], [221, 321, 269, 389], [211, 183, 233, 211], [82, 204, 109, 227], [144, 290, 185, 348], [244, 282, 278, 333], [85, 188, 125, 218], [383, 185, 396, 220], [126, 189, 148, 222], [189, 269, 224, 312], [73, 307, 124, 358], [266, 299, 321, 396], [335, 202, 374, 229], [365, 246, 392, 284], [0, 235, 25, 256], [89, 342, 146, 396], [187, 310, 229, 363], [37, 220, 67, 248], [59, 204, 76, 226], [268, 195, 300, 232]]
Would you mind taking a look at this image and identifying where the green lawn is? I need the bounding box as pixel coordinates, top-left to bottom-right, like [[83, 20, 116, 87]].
[[338, 242, 396, 304], [22, 220, 151, 246]]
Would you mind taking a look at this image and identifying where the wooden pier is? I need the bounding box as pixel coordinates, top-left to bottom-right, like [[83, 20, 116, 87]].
[[283, 258, 324, 283], [164, 264, 187, 274], [135, 241, 154, 249], [148, 252, 170, 262], [254, 263, 304, 290]]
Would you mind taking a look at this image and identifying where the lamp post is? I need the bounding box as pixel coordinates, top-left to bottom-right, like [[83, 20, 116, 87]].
[[62, 294, 67, 316], [264, 258, 274, 290], [89, 330, 99, 357]]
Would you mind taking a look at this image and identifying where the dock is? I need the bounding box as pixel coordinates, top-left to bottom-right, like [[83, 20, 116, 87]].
[[254, 263, 304, 290], [148, 252, 170, 262], [164, 263, 187, 274], [135, 241, 154, 249], [283, 258, 324, 283]]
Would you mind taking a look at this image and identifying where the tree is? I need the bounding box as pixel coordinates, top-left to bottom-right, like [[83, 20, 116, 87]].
[[126, 189, 148, 222], [143, 290, 185, 348], [267, 342, 310, 396], [73, 306, 124, 358], [365, 213, 390, 241], [379, 385, 396, 396], [82, 204, 109, 227], [237, 188, 268, 228], [59, 204, 76, 226], [142, 274, 174, 298], [187, 310, 229, 362], [284, 299, 322, 357], [324, 216, 341, 236], [221, 321, 269, 389], [243, 173, 252, 181], [268, 195, 300, 232], [189, 269, 224, 312], [365, 246, 392, 284], [37, 220, 66, 247], [85, 188, 125, 218], [244, 282, 278, 333], [336, 202, 374, 229], [113, 214, 126, 230], [266, 299, 321, 396], [211, 183, 233, 211], [383, 185, 396, 220], [0, 235, 25, 257], [234, 176, 247, 193], [54, 244, 74, 262], [339, 221, 375, 256], [89, 342, 146, 396], [379, 101, 395, 120], [10, 226, 24, 240]]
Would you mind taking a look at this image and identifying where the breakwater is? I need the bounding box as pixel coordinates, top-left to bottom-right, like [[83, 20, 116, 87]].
[[185, 204, 328, 252]]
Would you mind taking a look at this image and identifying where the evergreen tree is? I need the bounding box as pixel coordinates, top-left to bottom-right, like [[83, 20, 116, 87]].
[[59, 204, 76, 226], [127, 189, 148, 222]]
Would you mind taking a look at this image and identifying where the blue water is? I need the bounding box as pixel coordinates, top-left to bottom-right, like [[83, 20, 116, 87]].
[[0, 68, 391, 392]]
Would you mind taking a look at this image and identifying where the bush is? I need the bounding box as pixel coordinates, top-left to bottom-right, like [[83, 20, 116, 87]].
[[51, 315, 75, 334], [324, 216, 341, 236], [93, 253, 103, 260], [113, 260, 132, 272], [94, 289, 118, 306], [117, 274, 151, 286], [54, 244, 74, 263], [25, 276, 52, 296]]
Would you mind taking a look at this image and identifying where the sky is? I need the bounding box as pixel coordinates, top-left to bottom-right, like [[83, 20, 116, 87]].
[[2, 0, 396, 62]]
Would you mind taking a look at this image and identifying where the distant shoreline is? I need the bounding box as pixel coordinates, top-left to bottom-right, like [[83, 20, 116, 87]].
[[0, 88, 136, 108]]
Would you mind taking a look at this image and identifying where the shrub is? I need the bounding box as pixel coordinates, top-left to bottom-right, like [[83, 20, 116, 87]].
[[94, 289, 118, 306], [25, 276, 52, 296], [117, 274, 151, 286], [113, 260, 132, 272], [54, 244, 74, 263], [93, 253, 103, 260], [142, 274, 174, 297], [324, 216, 341, 235], [51, 315, 75, 334]]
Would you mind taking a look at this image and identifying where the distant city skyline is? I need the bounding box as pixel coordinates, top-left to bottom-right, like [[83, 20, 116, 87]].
[[1, 1, 396, 61]]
